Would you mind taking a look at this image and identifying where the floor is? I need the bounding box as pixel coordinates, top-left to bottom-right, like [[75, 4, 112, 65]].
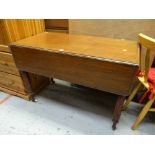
[[0, 79, 155, 135]]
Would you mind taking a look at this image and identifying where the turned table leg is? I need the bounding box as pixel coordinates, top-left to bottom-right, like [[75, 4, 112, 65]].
[[112, 95, 126, 130]]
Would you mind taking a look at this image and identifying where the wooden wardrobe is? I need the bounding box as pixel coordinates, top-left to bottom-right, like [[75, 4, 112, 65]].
[[0, 19, 50, 100]]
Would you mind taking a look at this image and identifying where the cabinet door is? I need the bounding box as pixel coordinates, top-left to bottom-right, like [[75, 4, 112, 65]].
[[0, 51, 20, 75]]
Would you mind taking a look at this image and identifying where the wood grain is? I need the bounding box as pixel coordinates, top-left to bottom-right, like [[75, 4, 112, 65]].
[[11, 45, 138, 96], [0, 19, 45, 45], [0, 19, 49, 100], [0, 44, 10, 53], [0, 51, 20, 75], [0, 86, 30, 100], [0, 71, 26, 93], [12, 32, 139, 65], [10, 31, 140, 129]]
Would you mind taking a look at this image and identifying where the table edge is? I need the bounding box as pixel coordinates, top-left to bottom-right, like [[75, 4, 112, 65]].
[[10, 44, 139, 67]]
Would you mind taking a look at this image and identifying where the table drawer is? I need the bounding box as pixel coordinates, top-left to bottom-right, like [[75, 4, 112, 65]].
[[0, 71, 26, 94], [0, 51, 20, 75]]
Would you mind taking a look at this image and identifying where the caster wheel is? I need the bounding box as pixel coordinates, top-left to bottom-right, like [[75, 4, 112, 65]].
[[112, 124, 117, 130], [50, 78, 55, 84], [32, 98, 38, 102]]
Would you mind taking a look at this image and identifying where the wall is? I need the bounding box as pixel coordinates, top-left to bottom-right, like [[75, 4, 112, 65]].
[[69, 19, 155, 41]]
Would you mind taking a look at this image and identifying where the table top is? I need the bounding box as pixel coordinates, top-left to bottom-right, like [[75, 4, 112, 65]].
[[12, 32, 139, 65]]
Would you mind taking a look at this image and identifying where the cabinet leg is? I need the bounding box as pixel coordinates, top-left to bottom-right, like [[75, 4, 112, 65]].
[[31, 97, 38, 102], [20, 71, 34, 101], [112, 95, 126, 130]]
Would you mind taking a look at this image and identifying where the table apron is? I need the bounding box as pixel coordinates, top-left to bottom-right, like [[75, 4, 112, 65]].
[[11, 46, 138, 96]]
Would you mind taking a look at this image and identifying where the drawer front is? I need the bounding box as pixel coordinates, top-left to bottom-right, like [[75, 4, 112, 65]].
[[0, 71, 26, 94], [0, 51, 20, 75]]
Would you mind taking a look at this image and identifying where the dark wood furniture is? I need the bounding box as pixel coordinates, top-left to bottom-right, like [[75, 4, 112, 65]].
[[10, 32, 139, 129]]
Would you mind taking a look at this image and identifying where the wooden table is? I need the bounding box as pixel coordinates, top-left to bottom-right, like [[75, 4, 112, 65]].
[[10, 32, 139, 130]]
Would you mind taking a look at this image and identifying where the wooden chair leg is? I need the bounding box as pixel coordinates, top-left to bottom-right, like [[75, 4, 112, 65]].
[[122, 83, 142, 111], [132, 96, 155, 130]]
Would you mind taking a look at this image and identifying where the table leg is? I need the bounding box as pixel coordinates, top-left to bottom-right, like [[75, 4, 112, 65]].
[[20, 71, 35, 101], [50, 78, 55, 84], [112, 95, 126, 130]]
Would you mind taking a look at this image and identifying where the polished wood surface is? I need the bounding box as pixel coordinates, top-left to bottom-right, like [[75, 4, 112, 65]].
[[0, 45, 49, 100], [0, 51, 20, 75], [0, 44, 10, 52], [11, 46, 138, 96], [10, 32, 139, 129], [0, 20, 49, 100], [11, 32, 139, 96], [0, 19, 45, 45], [12, 32, 139, 65], [69, 19, 155, 66]]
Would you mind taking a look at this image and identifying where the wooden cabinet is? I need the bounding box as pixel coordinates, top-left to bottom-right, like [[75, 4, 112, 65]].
[[0, 51, 20, 75], [0, 19, 50, 100], [0, 19, 45, 44]]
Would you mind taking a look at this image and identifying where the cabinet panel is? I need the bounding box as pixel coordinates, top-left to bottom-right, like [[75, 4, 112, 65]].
[[0, 71, 26, 93], [0, 51, 20, 75]]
